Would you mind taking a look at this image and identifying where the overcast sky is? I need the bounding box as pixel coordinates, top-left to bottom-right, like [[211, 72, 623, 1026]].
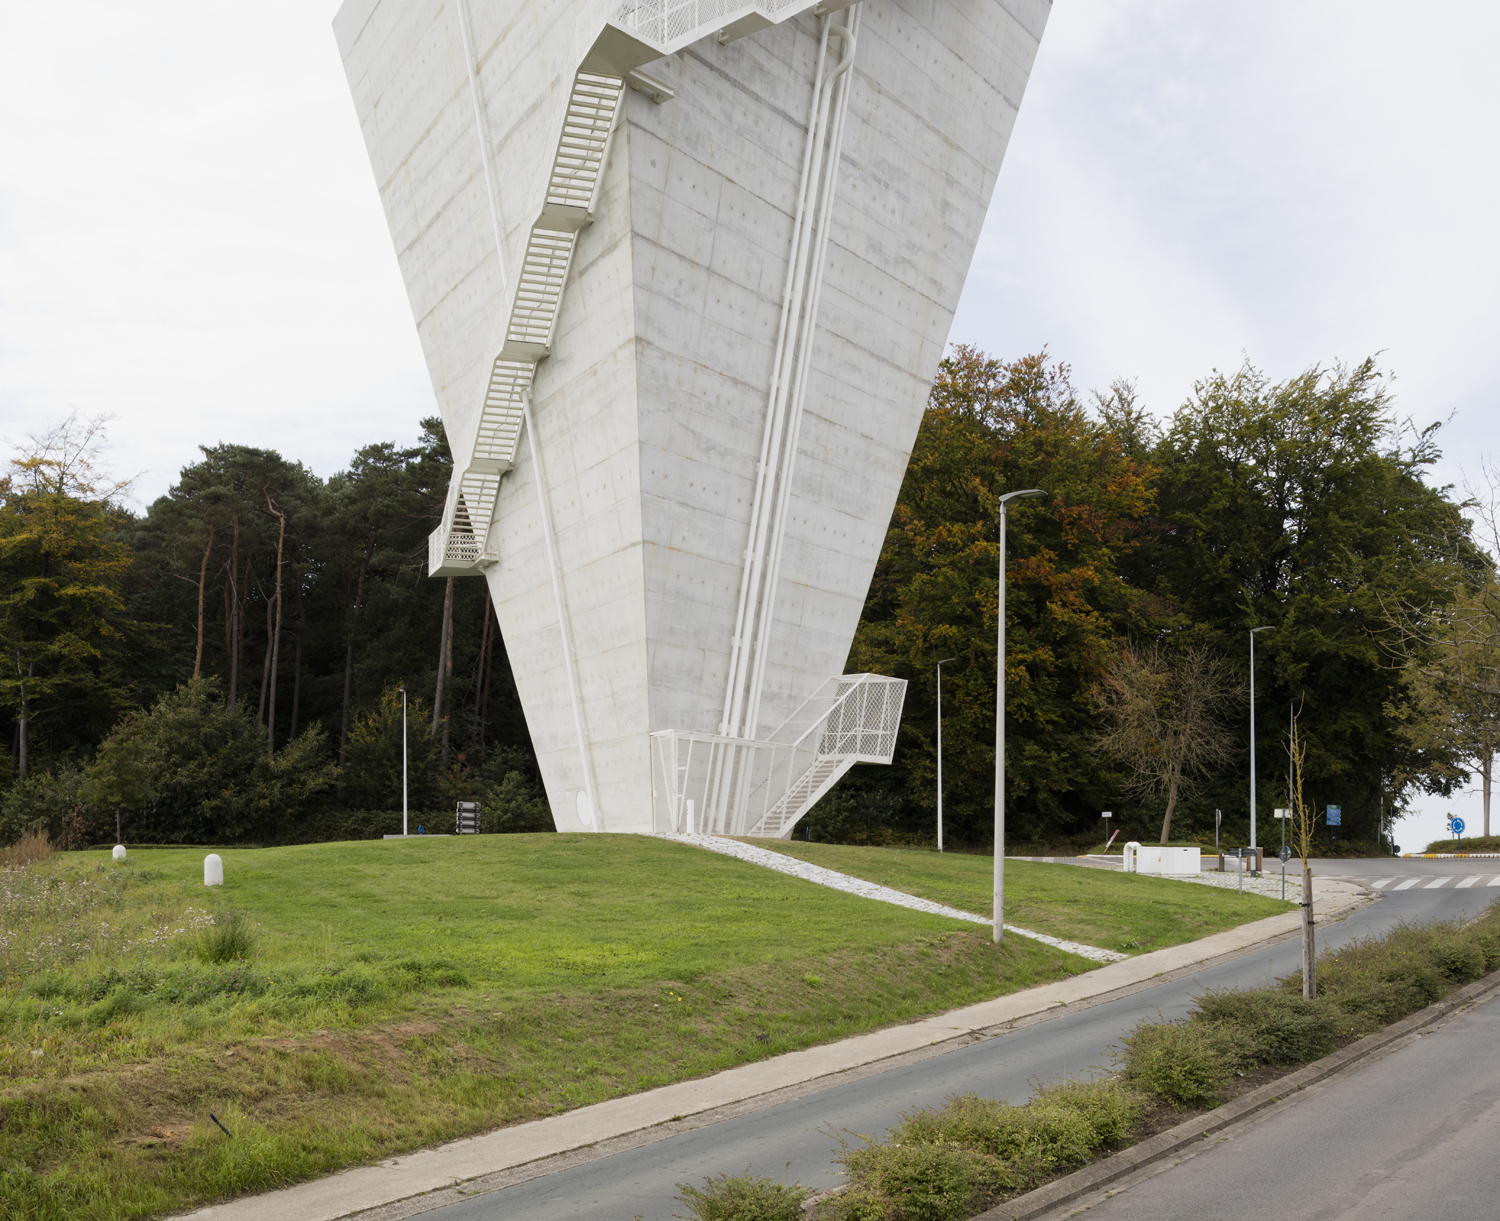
[[2, 1, 1495, 844]]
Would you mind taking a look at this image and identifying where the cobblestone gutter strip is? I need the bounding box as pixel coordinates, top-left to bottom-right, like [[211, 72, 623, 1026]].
[[657, 834, 1129, 964], [972, 967, 1500, 1221]]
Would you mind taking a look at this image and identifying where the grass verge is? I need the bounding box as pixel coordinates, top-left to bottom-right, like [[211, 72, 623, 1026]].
[[1422, 836, 1500, 854], [744, 840, 1292, 954], [677, 901, 1500, 1221], [0, 834, 1091, 1220]]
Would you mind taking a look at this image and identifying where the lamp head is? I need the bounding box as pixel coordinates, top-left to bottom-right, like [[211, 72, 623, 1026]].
[[938, 656, 958, 665], [1251, 625, 1273, 635], [1000, 488, 1046, 505]]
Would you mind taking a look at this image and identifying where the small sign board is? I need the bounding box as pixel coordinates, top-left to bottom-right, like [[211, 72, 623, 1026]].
[[1326, 805, 1342, 827], [1279, 845, 1292, 863]]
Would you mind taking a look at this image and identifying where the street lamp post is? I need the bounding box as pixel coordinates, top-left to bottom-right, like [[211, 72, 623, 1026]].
[[937, 657, 957, 852], [398, 685, 409, 837], [1249, 626, 1272, 873], [994, 488, 1046, 944]]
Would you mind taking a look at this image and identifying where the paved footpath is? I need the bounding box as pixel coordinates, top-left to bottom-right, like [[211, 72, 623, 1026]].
[[182, 873, 1368, 1221]]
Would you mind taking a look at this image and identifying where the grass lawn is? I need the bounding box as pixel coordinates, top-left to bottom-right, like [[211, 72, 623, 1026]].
[[2, 834, 1095, 1220], [745, 841, 1293, 955]]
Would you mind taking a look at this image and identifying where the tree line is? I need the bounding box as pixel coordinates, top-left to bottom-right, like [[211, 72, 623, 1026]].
[[0, 415, 549, 844], [809, 348, 1495, 852], [1, 347, 1494, 851]]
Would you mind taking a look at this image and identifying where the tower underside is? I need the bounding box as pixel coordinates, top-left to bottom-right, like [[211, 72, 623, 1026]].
[[335, 0, 1048, 833]]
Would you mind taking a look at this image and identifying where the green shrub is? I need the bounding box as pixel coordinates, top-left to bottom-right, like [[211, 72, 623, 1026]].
[[1116, 1019, 1240, 1107], [838, 1141, 1007, 1221], [675, 1172, 808, 1221], [1189, 989, 1340, 1065], [817, 1184, 895, 1221], [889, 1082, 1138, 1183], [1030, 1078, 1143, 1146], [195, 909, 255, 964]]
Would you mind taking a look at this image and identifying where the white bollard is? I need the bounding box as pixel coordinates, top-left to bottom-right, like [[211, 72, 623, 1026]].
[[112, 844, 126, 861], [686, 798, 696, 836], [204, 854, 224, 887], [1122, 841, 1141, 873]]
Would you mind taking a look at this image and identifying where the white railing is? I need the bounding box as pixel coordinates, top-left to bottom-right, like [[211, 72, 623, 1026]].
[[650, 673, 906, 838], [611, 0, 810, 48], [429, 71, 627, 577]]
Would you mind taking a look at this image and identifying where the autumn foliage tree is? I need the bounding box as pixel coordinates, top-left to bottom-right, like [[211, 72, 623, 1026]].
[[841, 348, 1158, 846]]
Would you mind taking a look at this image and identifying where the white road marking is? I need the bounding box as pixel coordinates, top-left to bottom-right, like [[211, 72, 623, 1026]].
[[1370, 878, 1396, 889], [1424, 878, 1451, 888], [1457, 876, 1482, 889], [1392, 878, 1422, 890]]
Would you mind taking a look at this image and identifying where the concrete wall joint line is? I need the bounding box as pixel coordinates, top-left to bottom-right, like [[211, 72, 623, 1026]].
[[455, 0, 508, 297], [523, 391, 602, 829]]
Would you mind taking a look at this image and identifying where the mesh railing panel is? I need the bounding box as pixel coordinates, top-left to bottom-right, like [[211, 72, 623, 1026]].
[[651, 674, 907, 836]]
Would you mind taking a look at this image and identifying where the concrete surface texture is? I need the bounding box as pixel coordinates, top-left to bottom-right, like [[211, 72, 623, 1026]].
[[334, 0, 1050, 832]]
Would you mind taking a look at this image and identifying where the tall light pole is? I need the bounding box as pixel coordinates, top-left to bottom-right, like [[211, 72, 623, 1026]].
[[936, 657, 957, 852], [398, 685, 409, 837], [994, 488, 1046, 943], [1249, 626, 1272, 869]]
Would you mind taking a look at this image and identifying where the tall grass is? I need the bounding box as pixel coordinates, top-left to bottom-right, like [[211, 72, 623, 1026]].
[[195, 908, 256, 964], [1, 828, 53, 869]]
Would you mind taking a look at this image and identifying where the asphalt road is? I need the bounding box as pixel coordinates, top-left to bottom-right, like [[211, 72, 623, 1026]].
[[1037, 972, 1500, 1220], [405, 865, 1495, 1221]]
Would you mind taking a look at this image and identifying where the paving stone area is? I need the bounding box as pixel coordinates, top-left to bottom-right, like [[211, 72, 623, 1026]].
[[655, 834, 1129, 963]]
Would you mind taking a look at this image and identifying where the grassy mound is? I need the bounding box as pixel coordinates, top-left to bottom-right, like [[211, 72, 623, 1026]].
[[1422, 836, 1500, 854], [0, 834, 1090, 1220]]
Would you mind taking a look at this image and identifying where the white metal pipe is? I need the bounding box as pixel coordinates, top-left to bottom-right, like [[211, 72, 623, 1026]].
[[746, 9, 859, 735], [522, 391, 601, 830], [722, 18, 836, 737]]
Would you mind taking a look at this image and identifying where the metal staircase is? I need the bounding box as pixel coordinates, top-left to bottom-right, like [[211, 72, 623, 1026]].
[[650, 673, 907, 838], [429, 0, 861, 575], [430, 71, 628, 575]]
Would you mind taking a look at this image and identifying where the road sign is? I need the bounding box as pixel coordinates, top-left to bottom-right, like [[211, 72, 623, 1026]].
[[1452, 817, 1466, 835], [1326, 805, 1342, 826], [1279, 845, 1292, 863]]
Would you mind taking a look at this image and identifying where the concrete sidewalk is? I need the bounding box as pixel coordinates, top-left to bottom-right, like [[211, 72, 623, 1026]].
[[180, 878, 1368, 1221]]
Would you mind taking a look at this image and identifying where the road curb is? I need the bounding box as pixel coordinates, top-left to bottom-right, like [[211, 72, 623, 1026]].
[[973, 966, 1500, 1221]]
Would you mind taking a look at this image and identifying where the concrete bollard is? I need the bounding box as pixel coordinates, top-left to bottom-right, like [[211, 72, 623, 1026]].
[[204, 854, 223, 886], [112, 844, 126, 861]]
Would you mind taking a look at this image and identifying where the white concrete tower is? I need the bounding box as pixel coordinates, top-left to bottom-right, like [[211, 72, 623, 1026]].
[[335, 0, 1049, 835]]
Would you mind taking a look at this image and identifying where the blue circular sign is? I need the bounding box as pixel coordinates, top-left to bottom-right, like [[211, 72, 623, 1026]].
[[1451, 817, 1466, 835]]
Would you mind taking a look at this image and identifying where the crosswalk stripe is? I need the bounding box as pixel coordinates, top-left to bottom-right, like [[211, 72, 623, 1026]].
[[1370, 877, 1395, 889], [1457, 876, 1482, 889], [1392, 878, 1422, 890], [1424, 878, 1451, 888]]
